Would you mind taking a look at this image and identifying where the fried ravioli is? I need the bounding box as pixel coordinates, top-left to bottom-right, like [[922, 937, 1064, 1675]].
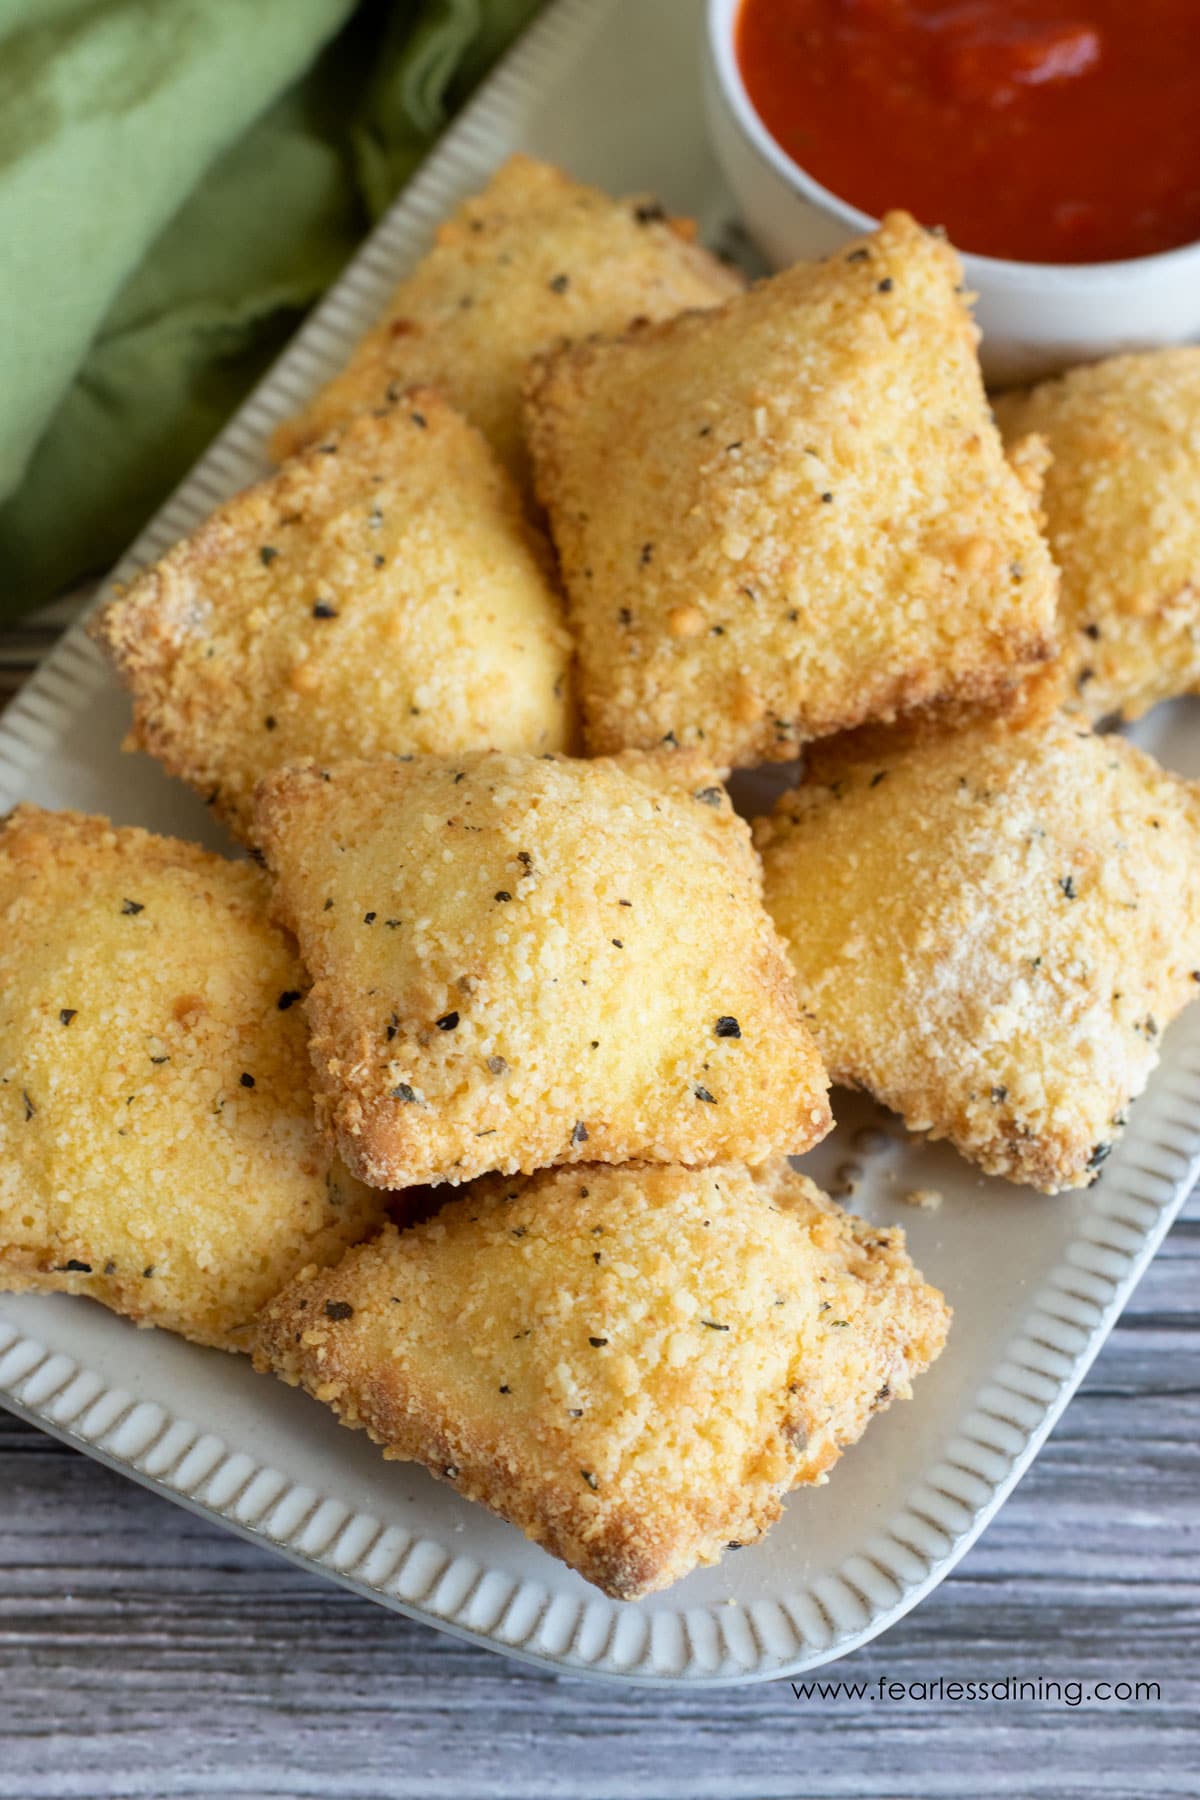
[[254, 1159, 949, 1598], [0, 807, 384, 1350], [994, 348, 1200, 722], [756, 714, 1200, 1192], [525, 210, 1058, 765], [255, 750, 832, 1189], [269, 154, 743, 482], [91, 394, 572, 846]]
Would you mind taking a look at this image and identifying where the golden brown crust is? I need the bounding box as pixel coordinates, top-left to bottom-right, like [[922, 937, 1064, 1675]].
[[0, 806, 384, 1349], [994, 349, 1200, 722], [525, 210, 1059, 766], [269, 154, 743, 483], [90, 394, 573, 845], [756, 714, 1200, 1192], [254, 749, 832, 1188], [254, 1160, 949, 1598]]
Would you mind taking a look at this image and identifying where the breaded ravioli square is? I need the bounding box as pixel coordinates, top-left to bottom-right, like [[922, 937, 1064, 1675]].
[[756, 715, 1200, 1192], [255, 750, 831, 1189], [269, 154, 743, 482], [525, 210, 1058, 765], [0, 807, 384, 1350], [91, 393, 572, 845], [254, 1160, 948, 1598], [994, 349, 1200, 723]]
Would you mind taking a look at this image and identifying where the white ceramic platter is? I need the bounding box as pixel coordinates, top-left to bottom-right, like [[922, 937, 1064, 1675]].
[[2, 0, 1199, 1687]]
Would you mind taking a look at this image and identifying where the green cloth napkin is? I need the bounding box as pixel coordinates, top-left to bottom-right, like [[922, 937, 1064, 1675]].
[[0, 0, 542, 617]]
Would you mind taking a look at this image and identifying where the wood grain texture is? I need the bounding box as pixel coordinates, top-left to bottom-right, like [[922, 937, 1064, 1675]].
[[1, 638, 1198, 1800]]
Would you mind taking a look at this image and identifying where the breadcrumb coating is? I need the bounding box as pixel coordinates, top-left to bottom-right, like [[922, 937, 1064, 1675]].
[[91, 395, 572, 845], [254, 1159, 949, 1598], [255, 750, 831, 1189], [994, 349, 1200, 722], [0, 807, 384, 1350], [525, 210, 1059, 765], [269, 154, 743, 482], [756, 714, 1200, 1192]]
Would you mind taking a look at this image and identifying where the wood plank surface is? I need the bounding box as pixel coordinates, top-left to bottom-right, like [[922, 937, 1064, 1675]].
[[1, 633, 1197, 1800]]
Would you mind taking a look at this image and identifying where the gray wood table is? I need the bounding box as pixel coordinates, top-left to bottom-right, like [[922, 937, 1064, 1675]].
[[0, 620, 1196, 1800]]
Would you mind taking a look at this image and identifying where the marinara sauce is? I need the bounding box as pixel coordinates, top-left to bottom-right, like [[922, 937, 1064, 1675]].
[[736, 0, 1200, 264]]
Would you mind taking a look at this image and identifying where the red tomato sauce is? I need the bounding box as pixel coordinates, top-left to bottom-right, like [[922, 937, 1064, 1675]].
[[736, 0, 1200, 264]]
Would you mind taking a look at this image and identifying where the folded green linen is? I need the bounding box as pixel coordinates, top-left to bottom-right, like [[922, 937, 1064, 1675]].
[[0, 0, 542, 616]]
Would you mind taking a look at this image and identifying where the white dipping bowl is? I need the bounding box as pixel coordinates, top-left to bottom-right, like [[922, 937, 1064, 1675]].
[[704, 0, 1200, 386]]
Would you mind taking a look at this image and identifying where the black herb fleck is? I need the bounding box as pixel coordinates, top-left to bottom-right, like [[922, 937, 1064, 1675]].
[[59, 1009, 77, 1026], [149, 1055, 168, 1065], [54, 1259, 91, 1273], [22, 1089, 35, 1121], [1083, 622, 1101, 640], [568, 1407, 584, 1418], [991, 1085, 1008, 1103], [715, 1016, 741, 1038], [392, 1083, 417, 1102], [143, 1266, 156, 1279], [1059, 875, 1077, 899], [494, 890, 512, 903], [487, 1055, 507, 1075], [312, 601, 339, 620], [549, 273, 570, 293], [410, 410, 427, 429], [869, 771, 887, 787], [581, 1470, 599, 1491], [700, 1319, 729, 1331], [694, 786, 723, 807], [121, 899, 144, 916], [259, 545, 279, 566], [694, 1085, 717, 1103], [323, 898, 334, 911], [611, 938, 623, 949], [1087, 1141, 1113, 1172], [324, 1300, 354, 1321], [240, 1073, 255, 1089], [437, 1011, 459, 1031], [103, 1260, 116, 1275], [572, 1120, 589, 1145], [264, 715, 277, 731], [634, 200, 666, 224], [386, 1014, 399, 1042], [640, 542, 654, 566], [277, 990, 302, 1012], [820, 491, 834, 503], [588, 1336, 608, 1348], [443, 1465, 460, 1480], [499, 1385, 511, 1395], [846, 247, 870, 262], [877, 277, 894, 292]]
